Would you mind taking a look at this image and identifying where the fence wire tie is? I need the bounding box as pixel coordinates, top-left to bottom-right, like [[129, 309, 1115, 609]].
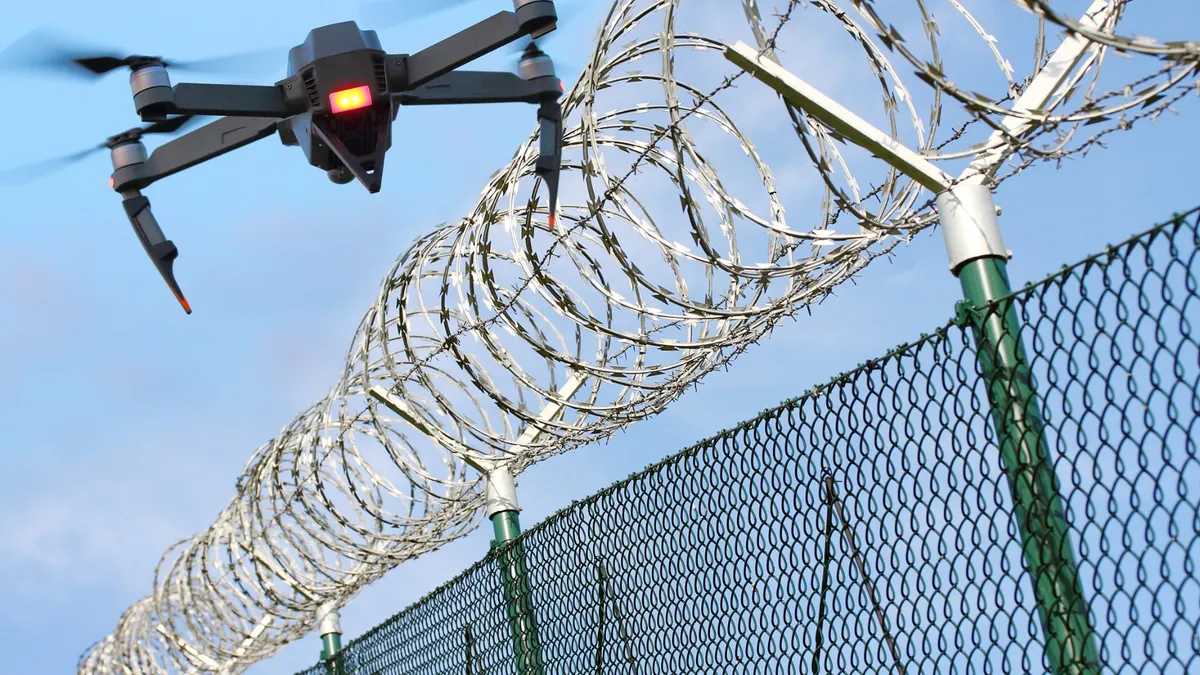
[[594, 559, 637, 672], [465, 623, 480, 675], [814, 473, 908, 675]]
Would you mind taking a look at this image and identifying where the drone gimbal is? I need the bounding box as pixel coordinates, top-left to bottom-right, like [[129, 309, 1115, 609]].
[[105, 0, 565, 314]]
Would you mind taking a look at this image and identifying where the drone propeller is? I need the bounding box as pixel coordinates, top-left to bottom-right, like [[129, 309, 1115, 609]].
[[360, 0, 482, 29], [508, 37, 585, 89], [0, 116, 200, 185], [504, 0, 592, 74], [0, 28, 281, 80], [362, 0, 592, 36]]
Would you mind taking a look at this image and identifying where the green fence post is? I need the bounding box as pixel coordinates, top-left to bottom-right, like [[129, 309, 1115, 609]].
[[368, 377, 585, 675], [487, 464, 545, 675], [721, 36, 1105, 670], [316, 602, 344, 675], [938, 183, 1100, 675]]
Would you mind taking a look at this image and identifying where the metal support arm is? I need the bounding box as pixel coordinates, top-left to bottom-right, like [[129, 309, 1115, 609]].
[[112, 116, 282, 191], [402, 2, 557, 90], [395, 71, 561, 106]]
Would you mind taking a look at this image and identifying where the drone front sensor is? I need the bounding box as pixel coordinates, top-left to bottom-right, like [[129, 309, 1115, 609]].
[[330, 85, 373, 113], [0, 0, 567, 315]]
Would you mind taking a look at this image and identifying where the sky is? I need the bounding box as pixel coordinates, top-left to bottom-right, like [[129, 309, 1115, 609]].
[[0, 0, 1197, 673]]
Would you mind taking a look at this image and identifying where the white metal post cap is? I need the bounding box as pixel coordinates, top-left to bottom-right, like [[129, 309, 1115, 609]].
[[935, 182, 1011, 272], [486, 463, 521, 517], [317, 602, 341, 637]]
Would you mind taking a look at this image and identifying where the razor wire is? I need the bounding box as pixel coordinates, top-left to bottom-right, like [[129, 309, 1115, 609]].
[[78, 0, 1199, 673]]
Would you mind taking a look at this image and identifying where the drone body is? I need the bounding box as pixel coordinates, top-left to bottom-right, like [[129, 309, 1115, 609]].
[[88, 0, 566, 313], [280, 22, 395, 188]]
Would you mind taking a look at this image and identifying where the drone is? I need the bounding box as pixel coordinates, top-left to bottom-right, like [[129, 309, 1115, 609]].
[[0, 0, 566, 314]]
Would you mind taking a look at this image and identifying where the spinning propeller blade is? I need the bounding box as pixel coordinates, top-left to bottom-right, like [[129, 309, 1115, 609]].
[[0, 145, 106, 185], [362, 0, 593, 37], [0, 28, 281, 79], [360, 0, 481, 29], [505, 0, 589, 52], [503, 0, 595, 80], [0, 116, 201, 185]]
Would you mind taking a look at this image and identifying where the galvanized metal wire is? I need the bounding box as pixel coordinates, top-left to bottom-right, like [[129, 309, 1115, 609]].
[[298, 206, 1200, 674], [78, 0, 1199, 672]]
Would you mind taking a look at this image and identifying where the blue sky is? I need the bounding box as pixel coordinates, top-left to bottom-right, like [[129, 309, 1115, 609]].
[[0, 0, 1196, 673]]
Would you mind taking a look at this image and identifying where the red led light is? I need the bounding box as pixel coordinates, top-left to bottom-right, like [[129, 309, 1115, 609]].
[[329, 85, 373, 114]]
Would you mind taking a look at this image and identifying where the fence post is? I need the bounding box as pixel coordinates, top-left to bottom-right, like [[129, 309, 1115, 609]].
[[369, 375, 584, 675], [723, 5, 1111, 663], [316, 602, 344, 675], [486, 464, 545, 674], [937, 182, 1100, 674]]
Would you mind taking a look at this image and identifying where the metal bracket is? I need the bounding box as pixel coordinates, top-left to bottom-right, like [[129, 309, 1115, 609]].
[[368, 373, 586, 516]]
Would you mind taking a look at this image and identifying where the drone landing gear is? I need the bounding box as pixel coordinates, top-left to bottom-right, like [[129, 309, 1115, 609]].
[[396, 65, 564, 229], [121, 190, 191, 314], [105, 116, 283, 314], [536, 99, 562, 229]]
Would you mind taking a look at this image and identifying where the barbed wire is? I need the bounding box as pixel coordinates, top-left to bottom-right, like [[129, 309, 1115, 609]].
[[78, 0, 1199, 672]]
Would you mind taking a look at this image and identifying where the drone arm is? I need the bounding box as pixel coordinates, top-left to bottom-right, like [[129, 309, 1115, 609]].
[[112, 116, 281, 191], [171, 83, 295, 117], [395, 71, 560, 105], [135, 81, 299, 120], [400, 1, 557, 89]]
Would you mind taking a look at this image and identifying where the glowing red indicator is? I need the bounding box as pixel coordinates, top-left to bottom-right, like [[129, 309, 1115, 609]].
[[329, 85, 373, 113]]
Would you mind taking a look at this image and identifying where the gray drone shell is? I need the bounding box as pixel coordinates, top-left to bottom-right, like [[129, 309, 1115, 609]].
[[287, 21, 385, 75]]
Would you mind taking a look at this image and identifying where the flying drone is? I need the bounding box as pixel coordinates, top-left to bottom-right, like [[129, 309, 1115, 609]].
[[0, 0, 566, 314]]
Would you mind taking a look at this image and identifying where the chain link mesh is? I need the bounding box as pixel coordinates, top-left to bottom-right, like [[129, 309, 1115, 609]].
[[295, 206, 1200, 674]]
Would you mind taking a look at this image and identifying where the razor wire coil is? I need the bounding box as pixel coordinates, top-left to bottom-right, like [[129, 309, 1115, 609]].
[[293, 206, 1200, 675]]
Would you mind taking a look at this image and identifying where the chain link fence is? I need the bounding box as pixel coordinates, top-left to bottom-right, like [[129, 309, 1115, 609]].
[[298, 206, 1200, 674]]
